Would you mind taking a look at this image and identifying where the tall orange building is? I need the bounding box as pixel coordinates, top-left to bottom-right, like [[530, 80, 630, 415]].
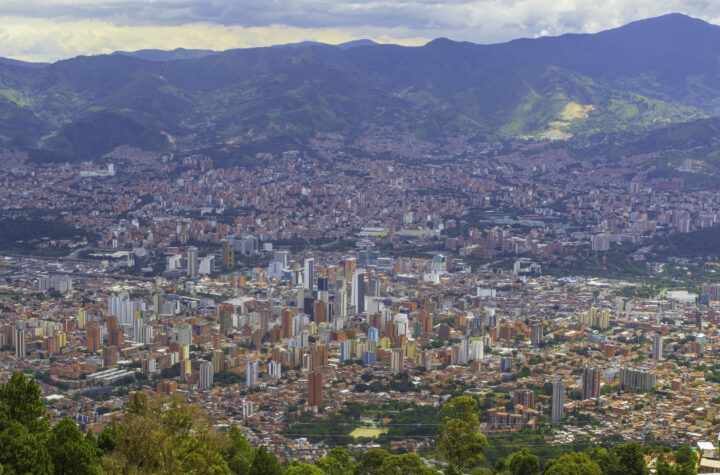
[[308, 372, 322, 407], [281, 308, 293, 339], [86, 321, 101, 352]]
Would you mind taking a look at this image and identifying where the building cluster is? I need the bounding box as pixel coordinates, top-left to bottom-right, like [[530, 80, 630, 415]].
[[0, 242, 717, 458]]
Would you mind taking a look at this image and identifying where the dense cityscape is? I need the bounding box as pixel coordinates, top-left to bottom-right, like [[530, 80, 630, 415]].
[[0, 134, 719, 473], [3, 4, 720, 474]]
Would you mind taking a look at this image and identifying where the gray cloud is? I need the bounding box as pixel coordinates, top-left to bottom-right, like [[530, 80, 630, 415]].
[[1, 0, 719, 43], [0, 0, 720, 61]]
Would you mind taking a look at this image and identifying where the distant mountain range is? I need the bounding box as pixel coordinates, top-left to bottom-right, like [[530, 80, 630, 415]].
[[2, 13, 720, 162]]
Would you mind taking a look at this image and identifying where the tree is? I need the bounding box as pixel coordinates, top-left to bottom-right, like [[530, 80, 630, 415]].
[[354, 448, 390, 475], [286, 462, 325, 475], [508, 448, 539, 475], [673, 446, 696, 467], [614, 443, 648, 475], [317, 447, 354, 475], [103, 393, 230, 474], [225, 425, 253, 474], [96, 424, 117, 455], [542, 452, 601, 475], [47, 419, 100, 475], [249, 446, 283, 475], [0, 371, 48, 434], [588, 446, 621, 475], [377, 453, 437, 475], [0, 420, 53, 474], [437, 397, 488, 471]]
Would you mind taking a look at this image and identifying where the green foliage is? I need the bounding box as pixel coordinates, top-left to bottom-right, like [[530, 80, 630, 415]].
[[437, 397, 488, 471], [316, 447, 354, 475], [250, 446, 283, 475], [0, 372, 48, 434], [47, 419, 100, 475], [508, 448, 540, 475], [614, 443, 649, 475], [542, 452, 602, 475], [0, 420, 53, 474], [225, 425, 253, 474], [0, 217, 92, 252], [286, 462, 325, 475], [376, 453, 438, 475], [31, 110, 169, 163], [354, 448, 390, 475]]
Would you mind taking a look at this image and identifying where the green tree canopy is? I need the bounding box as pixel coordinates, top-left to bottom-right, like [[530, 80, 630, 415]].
[[437, 397, 488, 471], [508, 448, 540, 475], [250, 446, 283, 475], [0, 372, 47, 434], [286, 462, 325, 475], [542, 452, 602, 475], [354, 448, 390, 475], [47, 419, 100, 475], [377, 453, 437, 475]]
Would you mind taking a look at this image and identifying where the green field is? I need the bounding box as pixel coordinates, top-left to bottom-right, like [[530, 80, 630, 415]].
[[349, 427, 388, 439]]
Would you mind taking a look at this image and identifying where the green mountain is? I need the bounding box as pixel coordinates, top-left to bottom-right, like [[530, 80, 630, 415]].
[[0, 13, 719, 161]]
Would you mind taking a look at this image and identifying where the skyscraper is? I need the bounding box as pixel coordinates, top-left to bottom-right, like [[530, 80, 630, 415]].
[[268, 361, 282, 379], [391, 347, 404, 375], [351, 269, 365, 314], [199, 361, 213, 389], [304, 258, 314, 291], [581, 367, 601, 400], [107, 315, 123, 348], [77, 309, 87, 329], [308, 372, 322, 407], [531, 321, 543, 347], [246, 360, 259, 387], [552, 378, 564, 423], [222, 239, 234, 270], [86, 321, 101, 353], [187, 246, 199, 279], [281, 308, 293, 339], [103, 346, 118, 367], [653, 334, 663, 361], [14, 327, 25, 360]]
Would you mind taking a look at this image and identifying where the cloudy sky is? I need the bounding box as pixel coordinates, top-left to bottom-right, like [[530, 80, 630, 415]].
[[2, 0, 720, 62]]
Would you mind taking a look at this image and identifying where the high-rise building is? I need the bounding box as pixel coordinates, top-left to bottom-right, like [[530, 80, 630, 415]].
[[222, 240, 235, 270], [344, 258, 356, 279], [620, 368, 656, 391], [103, 346, 118, 367], [268, 361, 282, 379], [106, 315, 123, 348], [308, 372, 323, 407], [514, 389, 535, 409], [531, 321, 543, 347], [351, 269, 365, 314], [552, 378, 564, 423], [246, 360, 259, 387], [335, 285, 348, 319], [199, 361, 213, 389], [304, 258, 315, 290], [187, 246, 199, 279], [77, 309, 87, 329], [362, 351, 376, 367], [340, 340, 353, 362], [652, 334, 663, 361], [281, 308, 293, 339], [14, 327, 25, 360], [212, 349, 225, 373], [313, 300, 328, 323], [391, 347, 404, 375], [86, 321, 101, 352], [581, 367, 601, 400]]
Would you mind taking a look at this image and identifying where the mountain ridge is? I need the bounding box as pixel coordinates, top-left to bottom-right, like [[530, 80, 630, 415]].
[[0, 13, 717, 161]]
